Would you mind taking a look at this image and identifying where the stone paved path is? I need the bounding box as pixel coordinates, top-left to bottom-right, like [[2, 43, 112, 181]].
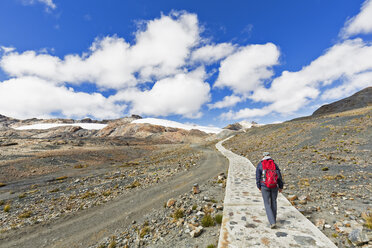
[[216, 137, 337, 248]]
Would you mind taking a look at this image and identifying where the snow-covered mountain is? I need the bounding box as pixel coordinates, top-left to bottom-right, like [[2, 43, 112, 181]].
[[132, 118, 222, 134]]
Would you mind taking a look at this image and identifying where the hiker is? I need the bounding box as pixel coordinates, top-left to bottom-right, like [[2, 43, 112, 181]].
[[255, 152, 284, 229]]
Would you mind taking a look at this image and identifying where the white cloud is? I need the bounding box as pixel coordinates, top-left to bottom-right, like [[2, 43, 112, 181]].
[[0, 12, 200, 90], [111, 68, 210, 118], [321, 71, 372, 100], [131, 12, 200, 81], [1, 46, 16, 54], [220, 107, 271, 120], [222, 39, 372, 120], [214, 43, 280, 94], [190, 43, 236, 64], [0, 77, 125, 119], [22, 0, 56, 10], [208, 95, 242, 109], [341, 0, 372, 38]]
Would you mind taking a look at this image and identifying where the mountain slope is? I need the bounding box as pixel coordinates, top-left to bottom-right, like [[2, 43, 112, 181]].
[[313, 86, 372, 116]]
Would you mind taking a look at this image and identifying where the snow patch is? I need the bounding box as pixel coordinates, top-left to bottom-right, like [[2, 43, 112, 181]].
[[13, 123, 107, 130], [132, 118, 222, 134]]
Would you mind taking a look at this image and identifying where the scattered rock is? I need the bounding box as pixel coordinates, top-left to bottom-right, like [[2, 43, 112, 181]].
[[315, 219, 325, 230], [189, 226, 203, 238], [167, 199, 176, 208], [192, 183, 200, 194], [348, 228, 369, 246]]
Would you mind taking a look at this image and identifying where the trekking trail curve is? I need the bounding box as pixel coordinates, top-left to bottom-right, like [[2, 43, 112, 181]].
[[216, 136, 337, 248], [0, 145, 228, 248]]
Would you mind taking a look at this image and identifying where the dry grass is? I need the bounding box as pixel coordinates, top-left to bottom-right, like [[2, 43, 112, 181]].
[[18, 211, 32, 218], [172, 208, 184, 220]]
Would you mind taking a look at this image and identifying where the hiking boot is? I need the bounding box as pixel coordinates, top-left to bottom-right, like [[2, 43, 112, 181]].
[[270, 224, 276, 229]]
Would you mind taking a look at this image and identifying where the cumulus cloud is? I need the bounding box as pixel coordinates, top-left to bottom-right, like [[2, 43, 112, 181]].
[[0, 12, 200, 90], [131, 12, 200, 81], [222, 39, 372, 120], [214, 43, 280, 94], [0, 77, 125, 119], [111, 68, 210, 118], [321, 71, 372, 100], [190, 43, 236, 64], [208, 95, 242, 109], [341, 0, 372, 38]]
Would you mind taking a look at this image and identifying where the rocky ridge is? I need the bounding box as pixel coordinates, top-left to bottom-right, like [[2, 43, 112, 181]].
[[313, 87, 372, 116]]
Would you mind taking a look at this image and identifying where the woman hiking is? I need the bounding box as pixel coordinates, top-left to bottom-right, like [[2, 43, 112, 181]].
[[255, 152, 284, 229]]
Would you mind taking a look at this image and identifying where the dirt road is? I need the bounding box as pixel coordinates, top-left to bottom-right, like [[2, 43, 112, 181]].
[[0, 145, 228, 248]]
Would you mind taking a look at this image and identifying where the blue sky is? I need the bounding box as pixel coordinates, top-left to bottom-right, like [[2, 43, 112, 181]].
[[0, 0, 371, 127]]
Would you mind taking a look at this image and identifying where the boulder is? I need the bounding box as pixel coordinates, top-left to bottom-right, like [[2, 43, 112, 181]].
[[348, 228, 369, 246]]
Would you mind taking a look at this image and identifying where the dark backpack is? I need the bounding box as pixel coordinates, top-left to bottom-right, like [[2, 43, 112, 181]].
[[261, 159, 278, 188]]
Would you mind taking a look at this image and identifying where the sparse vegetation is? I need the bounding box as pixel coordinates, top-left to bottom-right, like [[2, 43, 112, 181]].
[[362, 212, 372, 230], [172, 208, 184, 220], [80, 191, 97, 199], [125, 180, 141, 189], [140, 226, 150, 238], [201, 214, 215, 227], [18, 193, 27, 199], [4, 204, 11, 212], [18, 211, 32, 218], [102, 190, 112, 196], [215, 214, 223, 224]]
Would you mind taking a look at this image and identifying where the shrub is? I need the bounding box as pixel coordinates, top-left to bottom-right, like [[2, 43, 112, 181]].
[[0, 183, 6, 187], [201, 214, 215, 227], [140, 226, 150, 238], [215, 214, 223, 225], [173, 208, 184, 220], [0, 200, 4, 206], [4, 204, 10, 212], [192, 204, 197, 211], [206, 245, 216, 248]]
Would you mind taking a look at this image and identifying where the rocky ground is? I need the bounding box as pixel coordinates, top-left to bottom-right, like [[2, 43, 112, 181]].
[[91, 173, 227, 248], [0, 138, 204, 234], [224, 106, 372, 247]]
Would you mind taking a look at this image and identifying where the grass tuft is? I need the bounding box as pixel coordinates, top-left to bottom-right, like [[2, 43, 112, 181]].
[[215, 214, 223, 225], [201, 214, 215, 227], [172, 208, 184, 220], [4, 204, 11, 212]]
